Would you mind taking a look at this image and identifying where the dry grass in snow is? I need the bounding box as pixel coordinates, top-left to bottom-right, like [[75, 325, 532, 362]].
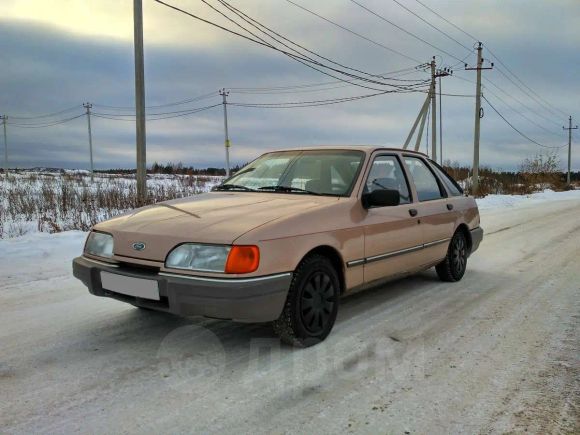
[[0, 171, 222, 238]]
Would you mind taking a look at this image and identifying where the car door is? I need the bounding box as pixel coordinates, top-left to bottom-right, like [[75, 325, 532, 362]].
[[402, 155, 456, 266], [360, 154, 424, 284]]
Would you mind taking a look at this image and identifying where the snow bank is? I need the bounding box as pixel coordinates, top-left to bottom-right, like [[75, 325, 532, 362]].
[[475, 189, 580, 210], [0, 231, 87, 283]]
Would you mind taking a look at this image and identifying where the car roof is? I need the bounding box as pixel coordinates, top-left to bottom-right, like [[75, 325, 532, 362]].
[[269, 145, 429, 158]]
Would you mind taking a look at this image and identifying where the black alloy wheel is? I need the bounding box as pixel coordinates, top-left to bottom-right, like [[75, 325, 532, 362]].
[[299, 271, 336, 334], [273, 254, 340, 347], [451, 233, 467, 277], [436, 230, 468, 282]]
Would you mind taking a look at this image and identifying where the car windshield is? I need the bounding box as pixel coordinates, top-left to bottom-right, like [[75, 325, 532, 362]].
[[216, 150, 365, 196]]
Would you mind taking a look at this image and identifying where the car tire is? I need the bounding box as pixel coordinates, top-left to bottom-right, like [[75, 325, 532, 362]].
[[273, 254, 340, 347], [436, 230, 468, 282]]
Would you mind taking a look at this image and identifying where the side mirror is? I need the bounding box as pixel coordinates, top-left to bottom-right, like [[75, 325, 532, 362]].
[[362, 189, 400, 209]]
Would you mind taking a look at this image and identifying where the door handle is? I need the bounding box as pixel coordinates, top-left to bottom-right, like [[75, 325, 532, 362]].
[[446, 203, 454, 211], [409, 208, 418, 217]]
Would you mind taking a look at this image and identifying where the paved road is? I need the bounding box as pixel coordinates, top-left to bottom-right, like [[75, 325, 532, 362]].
[[1, 197, 579, 434]]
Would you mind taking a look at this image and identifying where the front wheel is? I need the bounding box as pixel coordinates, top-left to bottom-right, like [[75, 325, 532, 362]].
[[436, 230, 468, 282], [273, 254, 340, 347]]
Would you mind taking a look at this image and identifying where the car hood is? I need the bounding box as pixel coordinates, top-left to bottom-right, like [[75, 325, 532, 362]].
[[95, 192, 337, 261]]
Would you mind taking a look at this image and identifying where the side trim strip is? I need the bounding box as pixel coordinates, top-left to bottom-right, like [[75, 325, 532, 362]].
[[366, 244, 424, 264], [346, 237, 451, 268], [346, 259, 366, 267], [158, 272, 292, 283], [83, 256, 120, 268], [423, 237, 451, 248]]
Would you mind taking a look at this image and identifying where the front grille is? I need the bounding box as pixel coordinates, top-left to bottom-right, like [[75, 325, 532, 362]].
[[118, 262, 160, 275]]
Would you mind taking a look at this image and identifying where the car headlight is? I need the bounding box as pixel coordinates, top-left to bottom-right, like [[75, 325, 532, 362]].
[[85, 232, 114, 258], [166, 244, 259, 274]]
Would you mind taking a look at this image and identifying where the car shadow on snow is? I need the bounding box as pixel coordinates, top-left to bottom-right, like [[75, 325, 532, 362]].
[[53, 265, 494, 389], [19, 266, 496, 404], [80, 266, 491, 352]]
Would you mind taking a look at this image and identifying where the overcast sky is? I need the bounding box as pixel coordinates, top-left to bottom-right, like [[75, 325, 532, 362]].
[[1, 0, 578, 170]]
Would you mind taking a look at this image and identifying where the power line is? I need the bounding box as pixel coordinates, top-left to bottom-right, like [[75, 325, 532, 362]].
[[229, 90, 403, 108], [412, 0, 478, 42], [390, 0, 473, 53], [229, 66, 421, 92], [93, 104, 225, 117], [7, 105, 81, 120], [92, 91, 219, 110], [451, 73, 475, 85], [410, 0, 570, 123], [447, 52, 473, 70], [482, 77, 561, 128], [282, 0, 422, 63], [228, 66, 428, 95], [7, 113, 85, 128], [493, 65, 563, 121], [92, 104, 221, 121], [481, 84, 564, 139], [347, 0, 465, 63], [483, 95, 566, 149], [213, 0, 404, 85], [215, 0, 427, 90], [486, 46, 568, 118], [153, 0, 428, 93]]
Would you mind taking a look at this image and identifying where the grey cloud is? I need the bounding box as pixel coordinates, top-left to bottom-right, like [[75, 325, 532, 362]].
[[1, 0, 579, 171]]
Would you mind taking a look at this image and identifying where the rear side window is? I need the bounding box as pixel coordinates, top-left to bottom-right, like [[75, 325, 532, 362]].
[[430, 162, 463, 196], [403, 156, 445, 201], [364, 155, 411, 204]]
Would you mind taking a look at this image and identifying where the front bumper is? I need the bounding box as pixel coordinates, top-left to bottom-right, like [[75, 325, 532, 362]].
[[469, 227, 484, 255], [72, 256, 292, 323]]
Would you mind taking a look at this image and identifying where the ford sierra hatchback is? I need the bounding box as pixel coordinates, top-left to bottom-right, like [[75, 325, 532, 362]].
[[73, 147, 483, 346]]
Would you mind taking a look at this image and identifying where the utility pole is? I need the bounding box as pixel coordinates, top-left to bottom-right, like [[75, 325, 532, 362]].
[[563, 116, 578, 187], [439, 75, 443, 165], [219, 88, 231, 177], [83, 103, 94, 182], [466, 42, 493, 196], [403, 93, 430, 150], [133, 0, 147, 205], [433, 66, 452, 163], [430, 57, 437, 162], [1, 115, 7, 175]]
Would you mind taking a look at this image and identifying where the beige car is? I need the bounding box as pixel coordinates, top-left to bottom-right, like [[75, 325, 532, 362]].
[[73, 147, 483, 346]]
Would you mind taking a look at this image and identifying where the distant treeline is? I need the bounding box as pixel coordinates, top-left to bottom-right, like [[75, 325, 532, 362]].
[[443, 154, 580, 196], [95, 162, 247, 176]]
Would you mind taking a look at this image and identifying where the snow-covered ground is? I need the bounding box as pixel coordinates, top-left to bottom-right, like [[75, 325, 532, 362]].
[[1, 190, 579, 434], [0, 172, 222, 238], [476, 188, 580, 210]]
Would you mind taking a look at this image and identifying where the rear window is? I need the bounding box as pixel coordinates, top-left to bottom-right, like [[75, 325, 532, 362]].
[[430, 161, 463, 196]]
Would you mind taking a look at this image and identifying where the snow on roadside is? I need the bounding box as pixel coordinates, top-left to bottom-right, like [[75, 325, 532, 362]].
[[475, 188, 580, 210], [1, 189, 579, 272], [0, 231, 87, 286]]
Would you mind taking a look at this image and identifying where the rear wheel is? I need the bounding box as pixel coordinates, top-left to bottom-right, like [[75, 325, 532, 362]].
[[436, 230, 468, 282], [273, 254, 340, 347]]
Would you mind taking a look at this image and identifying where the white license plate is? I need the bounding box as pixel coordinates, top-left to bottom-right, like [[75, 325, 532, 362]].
[[100, 272, 160, 301]]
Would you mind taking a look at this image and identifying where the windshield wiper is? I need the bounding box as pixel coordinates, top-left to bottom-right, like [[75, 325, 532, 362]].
[[213, 184, 256, 192], [258, 185, 321, 195]]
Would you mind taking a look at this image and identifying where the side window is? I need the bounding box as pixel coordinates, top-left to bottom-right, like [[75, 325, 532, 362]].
[[403, 156, 445, 201], [364, 155, 411, 204], [430, 162, 463, 196]]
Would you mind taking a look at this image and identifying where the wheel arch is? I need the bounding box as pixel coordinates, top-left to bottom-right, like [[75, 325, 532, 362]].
[[299, 245, 346, 294]]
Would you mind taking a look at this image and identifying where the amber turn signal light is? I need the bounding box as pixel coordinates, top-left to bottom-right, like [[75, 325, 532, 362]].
[[225, 245, 260, 274]]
